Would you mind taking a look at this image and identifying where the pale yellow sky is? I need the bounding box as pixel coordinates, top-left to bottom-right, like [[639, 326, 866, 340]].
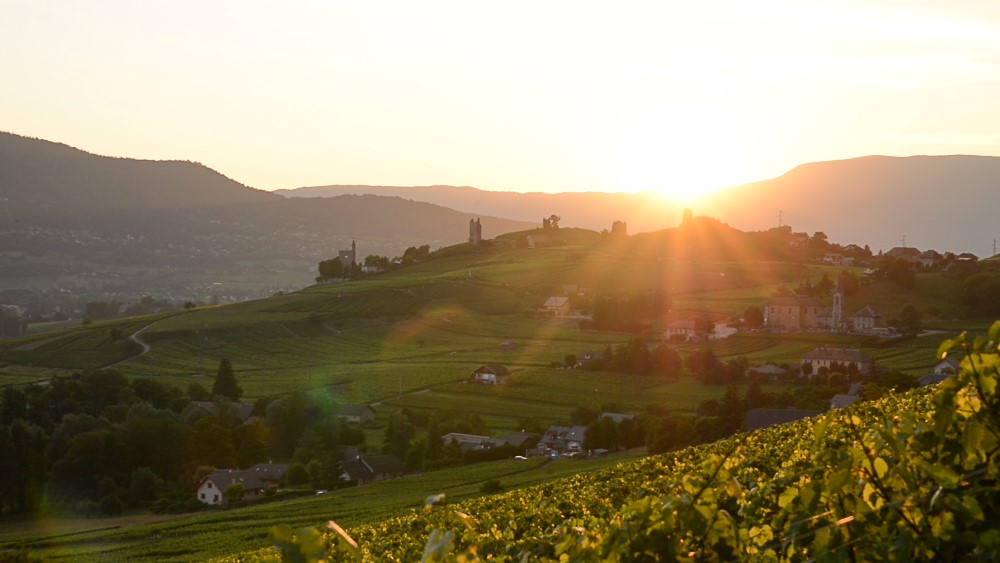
[[3, 0, 999, 198]]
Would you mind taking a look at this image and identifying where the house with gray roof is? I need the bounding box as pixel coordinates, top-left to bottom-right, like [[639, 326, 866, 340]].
[[472, 364, 510, 384], [542, 296, 570, 316], [849, 307, 883, 332], [599, 412, 637, 424], [340, 454, 403, 485], [195, 462, 288, 506], [337, 404, 376, 425], [535, 425, 587, 455], [801, 347, 874, 376], [749, 364, 787, 381]]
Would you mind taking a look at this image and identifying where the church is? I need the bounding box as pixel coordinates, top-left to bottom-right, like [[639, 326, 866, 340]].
[[764, 279, 882, 333]]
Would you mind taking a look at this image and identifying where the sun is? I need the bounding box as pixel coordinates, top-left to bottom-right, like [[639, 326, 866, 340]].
[[615, 101, 752, 202]]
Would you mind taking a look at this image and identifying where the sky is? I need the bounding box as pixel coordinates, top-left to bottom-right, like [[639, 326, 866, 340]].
[[3, 0, 1000, 199]]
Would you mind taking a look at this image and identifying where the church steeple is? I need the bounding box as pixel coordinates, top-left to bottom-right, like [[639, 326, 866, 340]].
[[832, 275, 844, 329]]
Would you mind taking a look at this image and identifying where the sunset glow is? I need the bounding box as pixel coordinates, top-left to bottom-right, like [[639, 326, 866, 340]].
[[616, 101, 753, 201], [1, 1, 999, 194]]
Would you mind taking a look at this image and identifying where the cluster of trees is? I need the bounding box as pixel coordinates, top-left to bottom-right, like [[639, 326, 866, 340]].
[[579, 290, 670, 332], [316, 244, 435, 282], [876, 256, 916, 289], [568, 406, 645, 452], [961, 272, 1000, 317], [83, 296, 178, 322], [573, 338, 749, 383], [0, 307, 27, 339], [0, 364, 366, 517], [573, 337, 682, 378], [380, 408, 525, 472]]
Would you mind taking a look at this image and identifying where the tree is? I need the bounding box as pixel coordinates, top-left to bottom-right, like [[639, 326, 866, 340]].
[[287, 462, 309, 486], [718, 385, 744, 434], [317, 258, 344, 281], [652, 346, 683, 378], [646, 413, 696, 454], [188, 382, 211, 402], [383, 411, 414, 460], [745, 380, 768, 410], [186, 417, 237, 470], [99, 494, 124, 517], [225, 482, 245, 503], [743, 306, 764, 329], [129, 467, 160, 506], [898, 305, 923, 336], [212, 359, 242, 402], [879, 256, 915, 289], [569, 405, 599, 426], [583, 418, 619, 451], [233, 423, 268, 469]]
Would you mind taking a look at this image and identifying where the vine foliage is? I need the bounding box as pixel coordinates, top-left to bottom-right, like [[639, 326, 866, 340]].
[[253, 322, 1000, 562]]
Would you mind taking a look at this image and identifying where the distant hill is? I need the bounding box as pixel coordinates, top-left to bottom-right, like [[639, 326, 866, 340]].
[[280, 155, 1000, 258], [275, 185, 682, 234], [699, 155, 1000, 257], [0, 132, 535, 312]]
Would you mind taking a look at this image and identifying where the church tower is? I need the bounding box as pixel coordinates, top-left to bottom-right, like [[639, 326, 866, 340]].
[[469, 218, 482, 244], [832, 276, 844, 330]]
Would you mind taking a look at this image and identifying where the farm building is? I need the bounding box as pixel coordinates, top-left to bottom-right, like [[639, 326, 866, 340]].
[[472, 364, 510, 384]]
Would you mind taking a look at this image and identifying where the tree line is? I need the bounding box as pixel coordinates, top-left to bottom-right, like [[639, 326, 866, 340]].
[[0, 363, 366, 517]]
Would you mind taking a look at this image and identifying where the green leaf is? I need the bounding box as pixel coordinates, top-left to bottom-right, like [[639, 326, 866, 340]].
[[989, 320, 1000, 347], [914, 459, 960, 488], [778, 487, 798, 508], [826, 469, 851, 492], [873, 457, 889, 480], [937, 338, 957, 361]]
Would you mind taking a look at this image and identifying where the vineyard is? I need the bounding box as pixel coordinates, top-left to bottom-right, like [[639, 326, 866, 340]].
[[244, 322, 1000, 561]]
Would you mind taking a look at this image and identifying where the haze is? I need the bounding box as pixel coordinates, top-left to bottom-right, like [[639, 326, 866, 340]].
[[3, 1, 1000, 199]]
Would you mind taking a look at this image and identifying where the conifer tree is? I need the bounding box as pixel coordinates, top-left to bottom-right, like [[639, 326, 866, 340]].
[[212, 358, 242, 402]]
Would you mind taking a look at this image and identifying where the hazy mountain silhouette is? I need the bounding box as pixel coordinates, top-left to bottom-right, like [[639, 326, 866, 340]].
[[276, 185, 681, 234], [282, 155, 1000, 257], [0, 132, 535, 307], [699, 155, 1000, 257]]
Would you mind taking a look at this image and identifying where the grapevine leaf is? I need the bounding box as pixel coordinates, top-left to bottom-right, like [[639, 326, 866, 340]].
[[873, 457, 888, 480], [914, 459, 960, 488], [778, 487, 798, 509]]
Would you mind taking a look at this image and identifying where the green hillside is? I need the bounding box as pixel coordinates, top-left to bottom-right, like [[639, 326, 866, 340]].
[[1, 225, 996, 562], [0, 225, 977, 413], [236, 326, 999, 561]]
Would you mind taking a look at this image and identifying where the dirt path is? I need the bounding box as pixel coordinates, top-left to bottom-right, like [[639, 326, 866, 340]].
[[101, 320, 158, 368]]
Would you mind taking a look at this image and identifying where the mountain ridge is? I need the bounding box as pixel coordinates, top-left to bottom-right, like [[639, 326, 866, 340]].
[[0, 132, 536, 312], [279, 154, 1000, 257]]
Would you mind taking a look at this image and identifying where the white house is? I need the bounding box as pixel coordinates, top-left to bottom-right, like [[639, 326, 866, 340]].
[[934, 357, 961, 375], [801, 348, 874, 376], [541, 296, 570, 316], [663, 319, 707, 342], [849, 307, 882, 332], [336, 404, 376, 425]]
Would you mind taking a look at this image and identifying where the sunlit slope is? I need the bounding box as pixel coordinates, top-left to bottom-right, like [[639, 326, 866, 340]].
[[0, 226, 966, 405]]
